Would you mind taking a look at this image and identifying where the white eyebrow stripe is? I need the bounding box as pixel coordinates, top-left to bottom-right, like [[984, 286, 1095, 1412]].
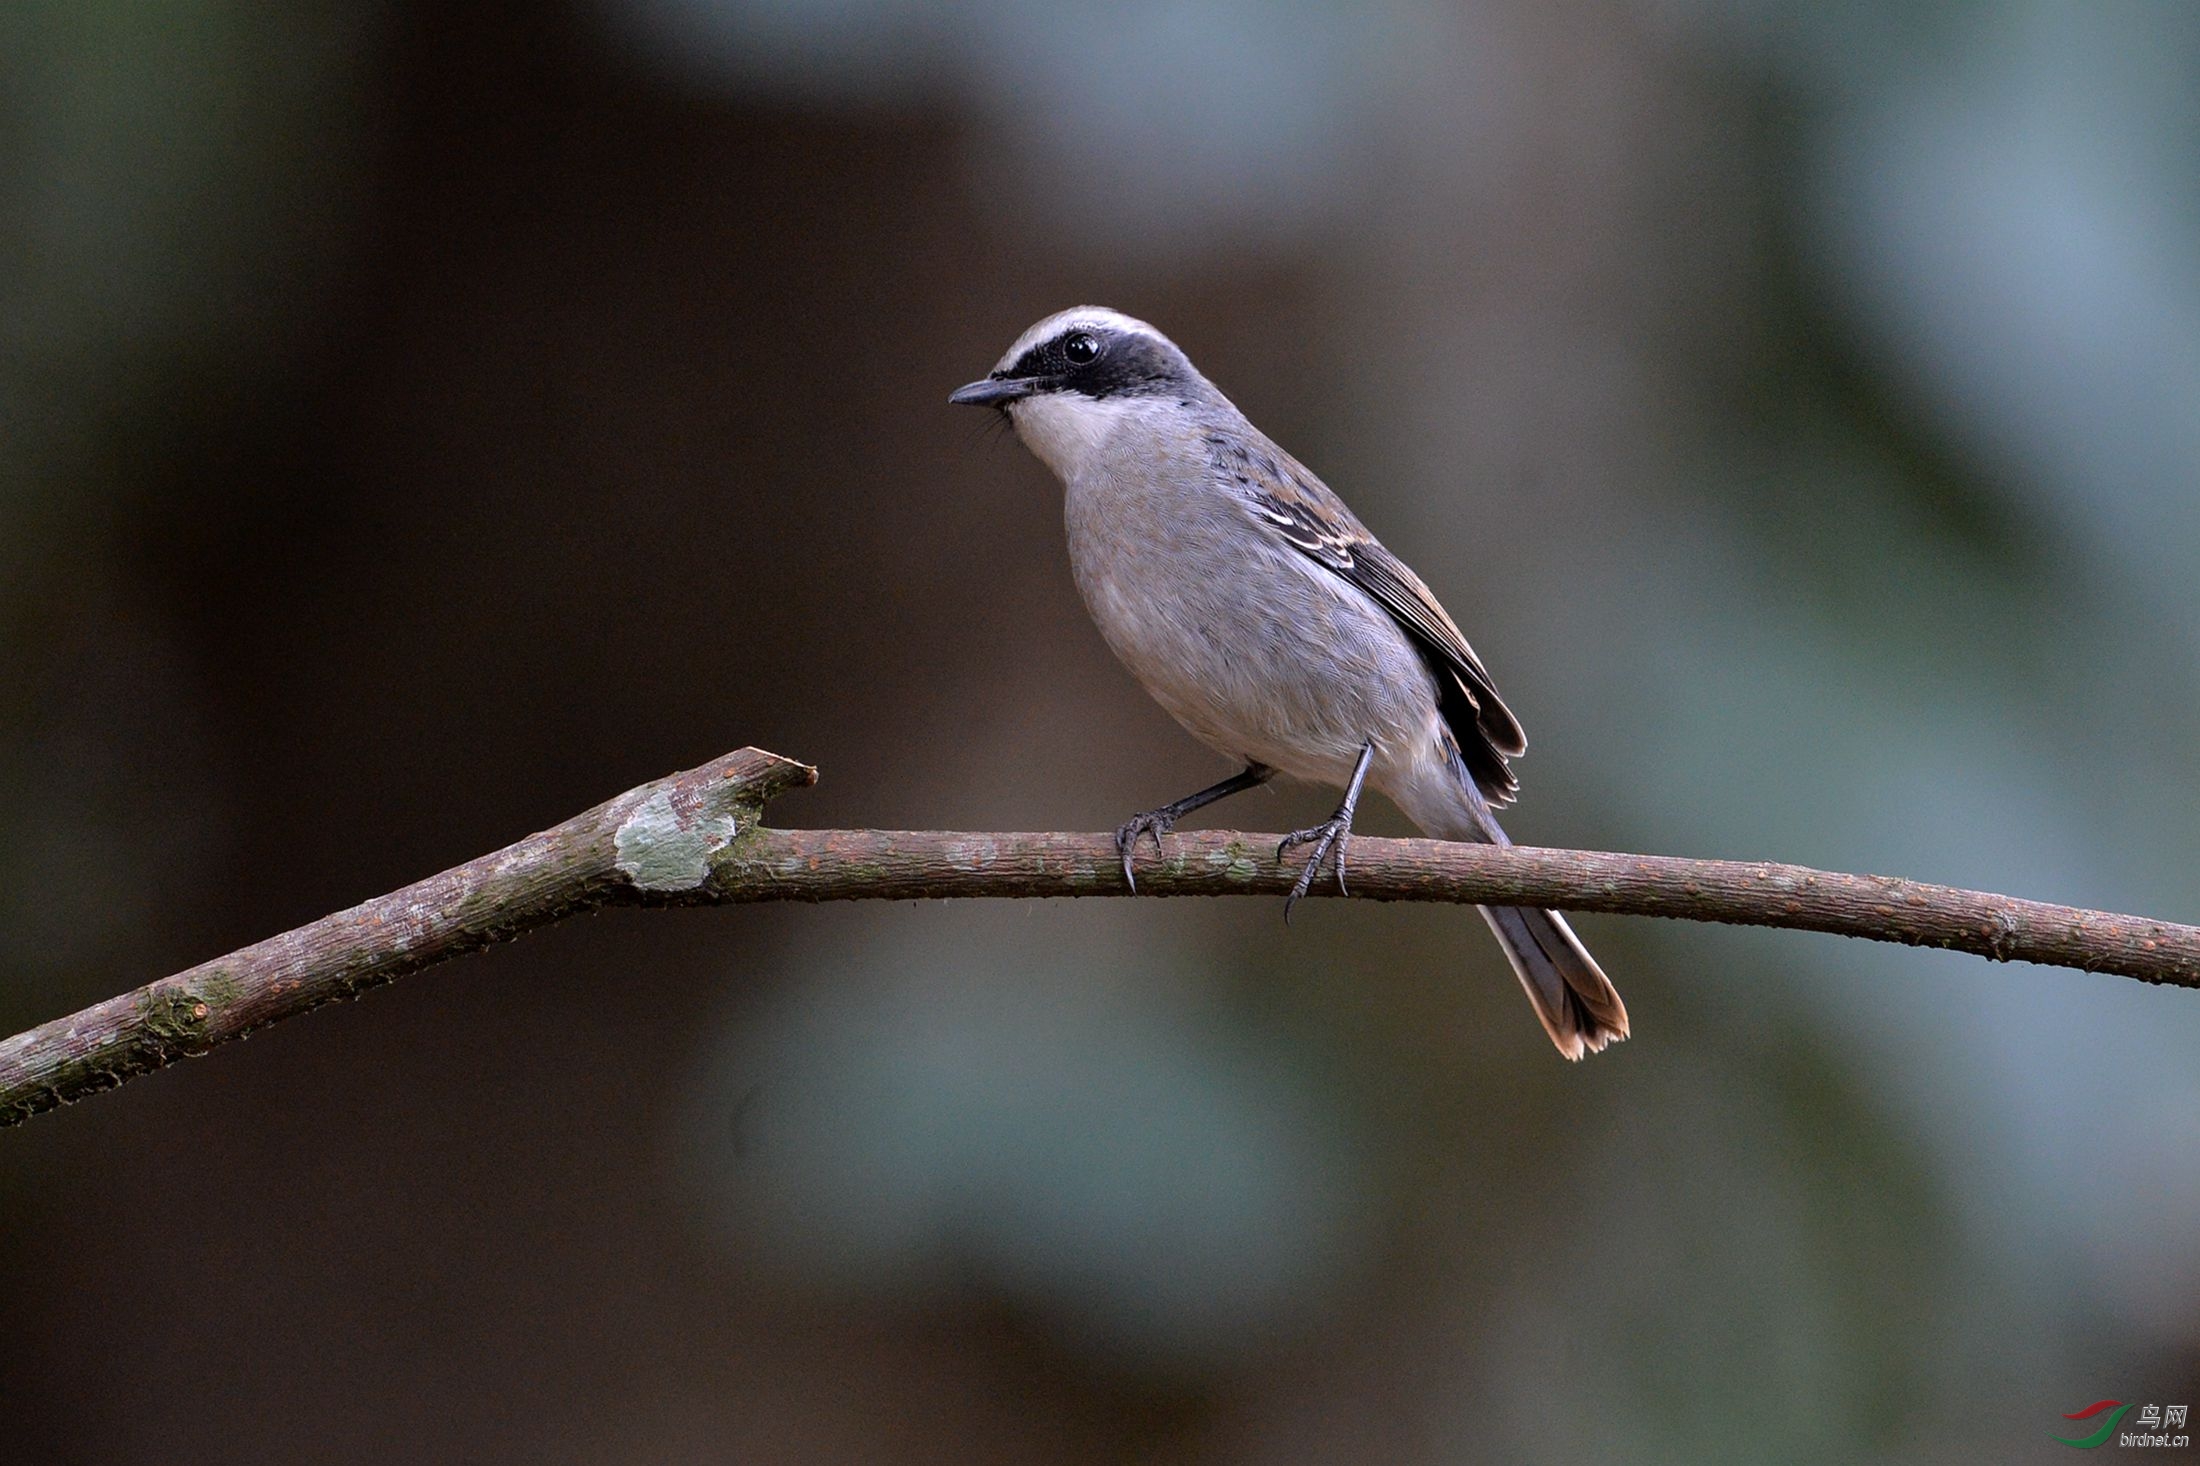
[[998, 306, 1175, 370]]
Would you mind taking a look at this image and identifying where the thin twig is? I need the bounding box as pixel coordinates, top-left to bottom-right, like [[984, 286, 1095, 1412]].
[[2, 746, 2193, 1129]]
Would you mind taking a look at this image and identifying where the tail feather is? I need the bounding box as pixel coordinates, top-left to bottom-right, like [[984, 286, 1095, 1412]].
[[1393, 737, 1629, 1060], [1478, 904, 1629, 1060]]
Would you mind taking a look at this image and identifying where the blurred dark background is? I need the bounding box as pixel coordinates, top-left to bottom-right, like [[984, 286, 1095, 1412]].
[[5, 2, 2198, 1460]]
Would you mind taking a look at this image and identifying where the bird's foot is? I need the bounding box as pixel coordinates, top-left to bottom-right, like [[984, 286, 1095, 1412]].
[[1277, 815, 1352, 923], [1114, 809, 1177, 894]]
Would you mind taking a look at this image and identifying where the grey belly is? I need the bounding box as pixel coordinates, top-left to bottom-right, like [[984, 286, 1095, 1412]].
[[1068, 514, 1441, 788]]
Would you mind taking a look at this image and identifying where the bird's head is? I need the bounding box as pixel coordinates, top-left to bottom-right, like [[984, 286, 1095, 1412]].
[[949, 307, 1208, 479]]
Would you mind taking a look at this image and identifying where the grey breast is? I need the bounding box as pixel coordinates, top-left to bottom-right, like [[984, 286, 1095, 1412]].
[[1062, 410, 1441, 784]]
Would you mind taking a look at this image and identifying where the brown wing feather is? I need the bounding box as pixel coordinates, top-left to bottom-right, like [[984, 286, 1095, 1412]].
[[1209, 429, 1525, 803]]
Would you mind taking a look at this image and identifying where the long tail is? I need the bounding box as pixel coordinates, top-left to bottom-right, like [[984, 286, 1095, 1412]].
[[1392, 749, 1629, 1060], [1477, 902, 1628, 1061]]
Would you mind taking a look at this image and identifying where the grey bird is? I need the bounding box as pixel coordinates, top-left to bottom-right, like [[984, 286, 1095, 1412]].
[[950, 307, 1627, 1060]]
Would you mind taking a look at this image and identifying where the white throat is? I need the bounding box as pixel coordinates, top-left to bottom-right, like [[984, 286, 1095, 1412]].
[[1008, 392, 1145, 482]]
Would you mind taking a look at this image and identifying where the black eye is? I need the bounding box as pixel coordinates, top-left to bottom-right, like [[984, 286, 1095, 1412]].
[[1062, 331, 1100, 365]]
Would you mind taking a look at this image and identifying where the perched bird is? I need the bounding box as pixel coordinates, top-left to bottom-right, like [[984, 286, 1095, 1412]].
[[950, 308, 1627, 1059]]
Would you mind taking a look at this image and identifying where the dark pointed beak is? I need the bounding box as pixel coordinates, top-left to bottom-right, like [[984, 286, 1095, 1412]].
[[948, 376, 1038, 408]]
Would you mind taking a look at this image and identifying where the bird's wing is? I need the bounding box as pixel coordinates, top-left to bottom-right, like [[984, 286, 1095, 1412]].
[[1206, 429, 1525, 801]]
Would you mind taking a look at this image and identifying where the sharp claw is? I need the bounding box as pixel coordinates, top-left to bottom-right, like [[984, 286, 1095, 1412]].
[[1277, 818, 1352, 921], [1118, 812, 1178, 896], [1274, 744, 1369, 921]]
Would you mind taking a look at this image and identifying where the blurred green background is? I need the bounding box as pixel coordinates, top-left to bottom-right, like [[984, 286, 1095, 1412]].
[[4, 2, 2197, 1460]]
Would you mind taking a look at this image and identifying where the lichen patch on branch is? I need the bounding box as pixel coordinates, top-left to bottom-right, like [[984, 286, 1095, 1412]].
[[614, 787, 737, 892]]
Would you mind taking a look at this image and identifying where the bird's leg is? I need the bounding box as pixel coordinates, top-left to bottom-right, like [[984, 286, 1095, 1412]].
[[1116, 764, 1274, 893], [1277, 741, 1375, 923]]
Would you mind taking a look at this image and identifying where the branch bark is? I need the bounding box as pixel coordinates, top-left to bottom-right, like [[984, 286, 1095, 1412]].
[[4, 745, 2194, 1128]]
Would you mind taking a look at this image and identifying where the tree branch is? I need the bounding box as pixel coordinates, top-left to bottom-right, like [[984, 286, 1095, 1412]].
[[4, 745, 2194, 1128]]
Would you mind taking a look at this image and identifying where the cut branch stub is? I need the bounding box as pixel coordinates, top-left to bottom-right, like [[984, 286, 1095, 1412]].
[[0, 747, 814, 1128]]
